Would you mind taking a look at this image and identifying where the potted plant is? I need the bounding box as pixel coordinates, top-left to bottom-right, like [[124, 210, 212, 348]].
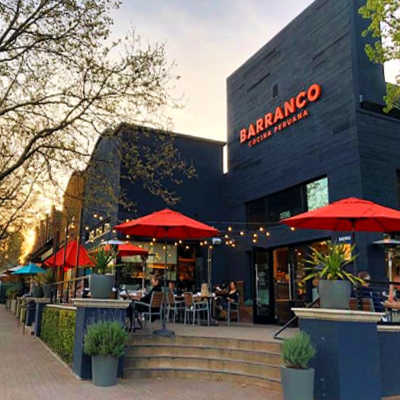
[[304, 243, 363, 309], [281, 331, 316, 400], [38, 269, 56, 298], [6, 286, 18, 313], [31, 278, 44, 298], [84, 321, 128, 387], [89, 248, 115, 299]]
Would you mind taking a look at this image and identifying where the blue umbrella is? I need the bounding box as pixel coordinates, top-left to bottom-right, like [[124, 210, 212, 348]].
[[12, 263, 45, 275]]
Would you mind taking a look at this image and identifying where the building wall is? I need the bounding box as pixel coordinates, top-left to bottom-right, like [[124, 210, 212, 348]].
[[223, 0, 393, 283]]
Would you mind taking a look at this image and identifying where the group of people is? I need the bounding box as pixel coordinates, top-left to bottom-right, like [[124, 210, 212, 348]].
[[121, 276, 241, 329]]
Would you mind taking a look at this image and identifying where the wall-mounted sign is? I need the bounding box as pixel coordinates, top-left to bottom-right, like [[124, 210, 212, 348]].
[[239, 83, 322, 148]]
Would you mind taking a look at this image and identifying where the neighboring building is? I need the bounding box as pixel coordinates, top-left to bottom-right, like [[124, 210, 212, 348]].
[[81, 0, 400, 324], [30, 206, 63, 263], [82, 124, 224, 287]]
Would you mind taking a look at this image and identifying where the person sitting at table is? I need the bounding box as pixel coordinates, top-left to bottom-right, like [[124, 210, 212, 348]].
[[137, 276, 162, 306], [216, 281, 239, 320], [176, 274, 187, 294], [389, 266, 400, 302], [168, 280, 177, 294]]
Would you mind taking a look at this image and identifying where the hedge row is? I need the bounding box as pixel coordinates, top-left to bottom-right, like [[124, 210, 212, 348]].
[[41, 307, 76, 365]]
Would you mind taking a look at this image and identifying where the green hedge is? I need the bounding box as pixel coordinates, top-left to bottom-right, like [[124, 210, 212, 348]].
[[41, 307, 76, 365]]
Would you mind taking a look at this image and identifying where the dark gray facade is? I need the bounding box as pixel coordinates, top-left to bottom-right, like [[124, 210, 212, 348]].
[[223, 0, 400, 286]]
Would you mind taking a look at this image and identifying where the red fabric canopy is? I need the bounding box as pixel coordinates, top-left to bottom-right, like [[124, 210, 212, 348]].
[[103, 243, 148, 257], [114, 209, 219, 239], [44, 240, 94, 268], [282, 197, 400, 232]]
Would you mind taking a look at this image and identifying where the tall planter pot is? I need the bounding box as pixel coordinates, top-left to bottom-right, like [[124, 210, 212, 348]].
[[91, 355, 118, 386], [319, 279, 351, 309], [89, 274, 114, 299], [281, 366, 314, 400], [42, 284, 52, 298]]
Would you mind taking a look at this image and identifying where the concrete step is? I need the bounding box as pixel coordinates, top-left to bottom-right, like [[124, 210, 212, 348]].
[[127, 344, 281, 365], [125, 355, 280, 380], [129, 335, 281, 353], [124, 368, 282, 392]]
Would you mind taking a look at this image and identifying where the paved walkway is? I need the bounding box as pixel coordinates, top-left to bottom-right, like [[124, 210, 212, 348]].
[[0, 306, 282, 400]]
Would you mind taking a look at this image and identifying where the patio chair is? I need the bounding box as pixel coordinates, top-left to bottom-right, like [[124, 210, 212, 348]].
[[227, 300, 240, 326], [166, 291, 185, 323], [183, 292, 209, 326], [134, 291, 164, 326]]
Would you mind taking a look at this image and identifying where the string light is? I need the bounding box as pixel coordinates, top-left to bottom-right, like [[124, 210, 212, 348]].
[[99, 216, 103, 221], [228, 226, 232, 232], [85, 226, 89, 231], [253, 233, 258, 237], [174, 242, 178, 246], [240, 231, 244, 236], [112, 229, 116, 234], [126, 234, 130, 239], [179, 240, 183, 244], [200, 242, 203, 246], [126, 219, 129, 223], [266, 232, 270, 237], [209, 245, 213, 249], [290, 227, 296, 231], [259, 227, 264, 232], [185, 245, 190, 250], [93, 214, 98, 218], [152, 238, 156, 242], [224, 234, 229, 239], [163, 245, 166, 250]]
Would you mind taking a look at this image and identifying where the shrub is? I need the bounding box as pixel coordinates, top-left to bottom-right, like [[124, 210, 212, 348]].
[[282, 332, 316, 369], [84, 321, 127, 358], [41, 307, 76, 364], [6, 286, 18, 299]]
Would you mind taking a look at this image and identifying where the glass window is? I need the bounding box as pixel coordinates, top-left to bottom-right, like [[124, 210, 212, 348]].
[[306, 177, 329, 211], [267, 185, 305, 222], [246, 177, 329, 226]]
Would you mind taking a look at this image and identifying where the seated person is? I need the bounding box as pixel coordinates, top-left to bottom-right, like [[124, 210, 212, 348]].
[[176, 275, 187, 295], [389, 266, 400, 303], [216, 281, 239, 319], [136, 276, 162, 311], [168, 280, 177, 295]]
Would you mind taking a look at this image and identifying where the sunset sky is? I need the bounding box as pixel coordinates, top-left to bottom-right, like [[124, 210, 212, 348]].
[[111, 0, 399, 142]]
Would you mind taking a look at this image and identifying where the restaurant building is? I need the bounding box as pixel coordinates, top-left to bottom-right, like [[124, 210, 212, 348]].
[[82, 0, 400, 324]]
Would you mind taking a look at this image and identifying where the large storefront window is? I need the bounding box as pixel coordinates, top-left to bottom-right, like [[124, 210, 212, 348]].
[[306, 177, 328, 211], [246, 176, 329, 226]]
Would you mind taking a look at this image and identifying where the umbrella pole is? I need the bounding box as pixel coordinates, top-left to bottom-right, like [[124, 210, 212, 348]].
[[351, 222, 358, 275], [153, 241, 175, 337]]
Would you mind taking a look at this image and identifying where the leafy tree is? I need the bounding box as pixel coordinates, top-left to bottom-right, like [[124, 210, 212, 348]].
[[359, 0, 400, 111], [0, 0, 188, 241], [0, 230, 24, 270]]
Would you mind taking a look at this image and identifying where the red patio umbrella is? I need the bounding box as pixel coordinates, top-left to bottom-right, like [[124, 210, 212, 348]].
[[44, 240, 94, 269], [114, 209, 219, 336], [114, 208, 219, 239], [282, 197, 400, 233], [103, 243, 149, 257], [282, 197, 400, 273]]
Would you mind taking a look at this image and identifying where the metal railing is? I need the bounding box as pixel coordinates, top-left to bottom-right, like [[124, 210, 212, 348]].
[[47, 275, 89, 304]]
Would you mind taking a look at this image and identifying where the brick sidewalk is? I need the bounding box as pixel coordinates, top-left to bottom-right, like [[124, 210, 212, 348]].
[[0, 305, 282, 400]]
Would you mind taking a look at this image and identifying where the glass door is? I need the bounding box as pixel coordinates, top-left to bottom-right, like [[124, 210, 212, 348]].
[[253, 248, 275, 324]]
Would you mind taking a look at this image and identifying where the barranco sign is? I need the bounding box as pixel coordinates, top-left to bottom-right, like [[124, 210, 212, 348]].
[[239, 83, 322, 147]]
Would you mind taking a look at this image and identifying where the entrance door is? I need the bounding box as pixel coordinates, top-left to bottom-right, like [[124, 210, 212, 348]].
[[253, 248, 275, 324]]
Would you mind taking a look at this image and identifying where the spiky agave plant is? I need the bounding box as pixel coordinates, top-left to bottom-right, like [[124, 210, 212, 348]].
[[303, 243, 364, 286], [282, 332, 316, 369]]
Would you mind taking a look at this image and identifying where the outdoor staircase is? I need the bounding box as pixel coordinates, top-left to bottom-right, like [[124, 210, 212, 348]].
[[125, 335, 282, 392]]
